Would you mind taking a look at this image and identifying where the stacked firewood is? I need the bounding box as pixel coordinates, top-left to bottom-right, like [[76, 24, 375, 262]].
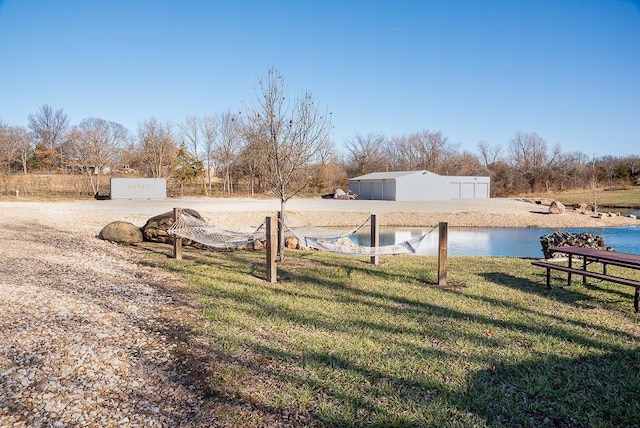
[[539, 231, 609, 259]]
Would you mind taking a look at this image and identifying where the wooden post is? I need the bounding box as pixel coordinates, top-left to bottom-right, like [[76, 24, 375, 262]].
[[173, 208, 182, 260], [438, 222, 448, 286], [266, 216, 277, 283], [370, 214, 379, 265]]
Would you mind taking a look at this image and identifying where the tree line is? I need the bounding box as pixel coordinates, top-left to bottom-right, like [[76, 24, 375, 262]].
[[1, 70, 638, 199]]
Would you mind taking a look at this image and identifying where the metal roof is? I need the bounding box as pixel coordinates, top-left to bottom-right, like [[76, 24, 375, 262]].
[[349, 170, 435, 180]]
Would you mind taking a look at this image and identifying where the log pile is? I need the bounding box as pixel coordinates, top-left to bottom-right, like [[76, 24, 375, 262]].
[[539, 231, 610, 259]]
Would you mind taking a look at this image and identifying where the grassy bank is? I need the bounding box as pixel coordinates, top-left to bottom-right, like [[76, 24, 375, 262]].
[[530, 188, 640, 209], [143, 247, 640, 427]]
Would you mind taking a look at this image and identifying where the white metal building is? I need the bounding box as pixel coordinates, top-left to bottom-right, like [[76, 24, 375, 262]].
[[348, 170, 490, 201]]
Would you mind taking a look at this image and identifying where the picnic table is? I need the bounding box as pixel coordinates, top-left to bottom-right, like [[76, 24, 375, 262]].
[[531, 246, 640, 312]]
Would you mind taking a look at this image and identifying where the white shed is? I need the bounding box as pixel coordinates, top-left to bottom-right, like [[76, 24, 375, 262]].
[[348, 170, 490, 201]]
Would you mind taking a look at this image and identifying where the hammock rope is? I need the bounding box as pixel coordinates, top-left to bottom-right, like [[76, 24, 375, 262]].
[[168, 213, 265, 249]]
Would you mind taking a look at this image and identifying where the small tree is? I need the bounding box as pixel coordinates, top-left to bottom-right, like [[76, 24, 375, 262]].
[[28, 104, 70, 170], [244, 68, 332, 260], [173, 143, 204, 197]]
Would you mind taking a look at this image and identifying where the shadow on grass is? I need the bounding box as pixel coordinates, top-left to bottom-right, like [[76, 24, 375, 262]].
[[463, 349, 640, 427], [485, 269, 638, 313], [482, 271, 594, 307]]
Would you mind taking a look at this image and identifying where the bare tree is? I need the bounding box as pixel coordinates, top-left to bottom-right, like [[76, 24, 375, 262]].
[[0, 123, 31, 174], [137, 118, 176, 178], [624, 155, 640, 185], [508, 132, 555, 192], [216, 110, 244, 194], [344, 132, 387, 176], [236, 136, 264, 195], [0, 121, 11, 173], [383, 135, 413, 170], [69, 117, 128, 195], [410, 130, 449, 173], [11, 126, 31, 174], [28, 104, 70, 170], [477, 140, 503, 169], [445, 150, 487, 176], [200, 114, 218, 193], [244, 68, 332, 259]]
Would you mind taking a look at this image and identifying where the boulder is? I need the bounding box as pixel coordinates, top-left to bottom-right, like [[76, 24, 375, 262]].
[[141, 208, 203, 245], [333, 189, 346, 199], [284, 237, 299, 249], [548, 200, 566, 214], [574, 202, 588, 212], [99, 221, 143, 244]]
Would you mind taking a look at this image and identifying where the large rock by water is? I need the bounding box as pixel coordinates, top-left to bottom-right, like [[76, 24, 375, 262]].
[[99, 221, 143, 244], [141, 209, 203, 245], [548, 200, 566, 214]]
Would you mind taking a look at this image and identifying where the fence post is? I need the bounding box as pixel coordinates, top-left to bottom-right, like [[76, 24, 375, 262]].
[[173, 207, 182, 260], [266, 216, 277, 283], [438, 222, 448, 286], [370, 214, 379, 265]]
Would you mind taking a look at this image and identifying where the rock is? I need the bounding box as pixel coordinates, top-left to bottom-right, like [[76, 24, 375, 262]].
[[333, 189, 346, 199], [630, 214, 637, 219], [574, 202, 588, 211], [548, 200, 566, 214], [284, 237, 299, 249], [141, 209, 203, 245], [99, 221, 143, 244]]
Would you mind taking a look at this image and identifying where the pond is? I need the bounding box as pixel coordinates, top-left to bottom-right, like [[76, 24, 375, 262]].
[[350, 209, 640, 258]]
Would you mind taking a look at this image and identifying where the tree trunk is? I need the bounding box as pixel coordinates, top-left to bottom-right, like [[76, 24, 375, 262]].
[[87, 171, 97, 195], [278, 198, 285, 262]]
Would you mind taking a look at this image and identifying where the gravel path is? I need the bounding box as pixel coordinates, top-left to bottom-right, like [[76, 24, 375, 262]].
[[0, 199, 296, 427], [0, 196, 637, 426]]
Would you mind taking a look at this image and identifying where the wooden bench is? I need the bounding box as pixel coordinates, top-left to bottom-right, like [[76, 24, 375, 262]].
[[531, 255, 640, 313]]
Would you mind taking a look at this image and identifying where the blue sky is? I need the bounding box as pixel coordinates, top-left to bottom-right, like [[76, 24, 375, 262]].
[[1, 0, 639, 157]]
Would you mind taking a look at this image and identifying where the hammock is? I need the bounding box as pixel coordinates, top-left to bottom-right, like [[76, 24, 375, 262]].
[[285, 215, 432, 256], [304, 233, 429, 256], [284, 216, 370, 248], [168, 213, 265, 249]]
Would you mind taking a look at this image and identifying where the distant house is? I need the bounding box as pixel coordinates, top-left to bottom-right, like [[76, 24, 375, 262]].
[[348, 170, 490, 201]]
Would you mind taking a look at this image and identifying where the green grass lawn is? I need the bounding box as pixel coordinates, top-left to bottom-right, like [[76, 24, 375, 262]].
[[146, 247, 640, 427]]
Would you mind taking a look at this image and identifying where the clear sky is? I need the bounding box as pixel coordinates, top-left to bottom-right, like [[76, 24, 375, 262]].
[[1, 0, 639, 157]]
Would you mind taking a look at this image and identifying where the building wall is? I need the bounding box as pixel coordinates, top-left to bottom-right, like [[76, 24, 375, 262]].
[[110, 178, 167, 199], [350, 171, 490, 201], [395, 172, 450, 201]]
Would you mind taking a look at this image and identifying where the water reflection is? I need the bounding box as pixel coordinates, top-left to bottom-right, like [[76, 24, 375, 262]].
[[350, 225, 640, 258]]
